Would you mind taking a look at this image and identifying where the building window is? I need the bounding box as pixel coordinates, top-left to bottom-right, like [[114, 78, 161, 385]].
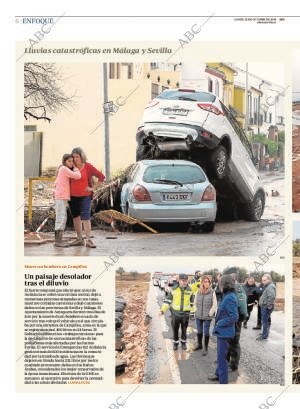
[[254, 112, 257, 125], [208, 78, 213, 93], [269, 113, 272, 123], [215, 80, 219, 97], [150, 62, 159, 70], [264, 111, 267, 122], [128, 63, 133, 79], [151, 83, 159, 99], [277, 116, 284, 125], [109, 63, 115, 79]]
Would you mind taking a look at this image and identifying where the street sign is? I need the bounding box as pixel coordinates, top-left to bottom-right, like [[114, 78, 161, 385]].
[[103, 101, 114, 113]]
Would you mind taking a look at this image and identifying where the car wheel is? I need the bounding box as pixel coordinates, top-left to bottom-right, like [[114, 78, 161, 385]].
[[244, 191, 265, 222], [201, 221, 215, 233], [210, 145, 228, 179]]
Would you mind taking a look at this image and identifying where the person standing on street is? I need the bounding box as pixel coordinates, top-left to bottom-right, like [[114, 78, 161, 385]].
[[69, 147, 105, 248], [212, 273, 223, 305], [243, 276, 259, 329], [190, 270, 202, 317], [256, 274, 276, 341], [194, 275, 217, 355], [253, 279, 271, 330], [222, 267, 248, 372], [191, 270, 202, 285], [160, 274, 194, 350], [54, 154, 81, 247], [208, 275, 238, 384]]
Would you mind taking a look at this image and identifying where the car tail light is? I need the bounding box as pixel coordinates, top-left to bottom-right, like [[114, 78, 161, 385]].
[[201, 185, 216, 201], [197, 103, 223, 116], [145, 99, 159, 109], [202, 131, 212, 139], [133, 184, 152, 201]]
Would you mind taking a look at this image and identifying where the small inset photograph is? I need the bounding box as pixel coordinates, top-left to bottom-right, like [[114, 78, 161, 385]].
[[293, 221, 300, 383], [23, 62, 285, 257], [293, 50, 300, 212], [115, 261, 285, 385]]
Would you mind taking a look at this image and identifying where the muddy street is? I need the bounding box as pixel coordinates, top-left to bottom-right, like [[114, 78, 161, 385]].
[[24, 172, 285, 257], [143, 283, 284, 385], [293, 279, 300, 341]]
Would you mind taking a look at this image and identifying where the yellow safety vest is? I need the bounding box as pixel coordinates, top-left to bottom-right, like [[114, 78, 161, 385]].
[[191, 279, 202, 294], [161, 286, 194, 315]]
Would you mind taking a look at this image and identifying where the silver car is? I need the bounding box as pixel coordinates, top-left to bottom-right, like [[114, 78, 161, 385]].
[[121, 160, 217, 232], [136, 88, 266, 221]]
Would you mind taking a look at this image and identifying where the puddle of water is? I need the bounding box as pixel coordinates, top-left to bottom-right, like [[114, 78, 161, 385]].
[[143, 284, 173, 384]]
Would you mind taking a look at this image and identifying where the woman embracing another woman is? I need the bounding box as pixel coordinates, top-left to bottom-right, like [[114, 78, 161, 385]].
[[69, 147, 105, 248]]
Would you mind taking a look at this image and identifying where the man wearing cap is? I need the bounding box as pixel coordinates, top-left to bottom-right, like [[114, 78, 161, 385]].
[[160, 273, 194, 350]]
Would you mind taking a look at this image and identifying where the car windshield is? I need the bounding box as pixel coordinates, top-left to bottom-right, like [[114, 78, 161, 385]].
[[157, 90, 216, 102], [143, 165, 206, 184]]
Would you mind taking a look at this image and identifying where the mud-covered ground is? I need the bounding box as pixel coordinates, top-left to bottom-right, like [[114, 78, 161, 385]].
[[293, 279, 300, 383], [24, 171, 285, 257]]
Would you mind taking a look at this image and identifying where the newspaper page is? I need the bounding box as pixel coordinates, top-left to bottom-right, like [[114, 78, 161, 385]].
[[10, 5, 300, 405]]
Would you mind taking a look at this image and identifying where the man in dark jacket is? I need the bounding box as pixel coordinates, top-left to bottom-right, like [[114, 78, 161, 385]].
[[243, 276, 259, 329], [256, 274, 276, 341], [222, 267, 247, 371], [212, 273, 223, 305], [252, 281, 265, 330], [253, 279, 273, 330]]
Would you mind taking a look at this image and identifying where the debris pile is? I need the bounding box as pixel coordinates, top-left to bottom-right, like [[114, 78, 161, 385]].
[[293, 129, 300, 211], [293, 334, 300, 383], [115, 296, 127, 376], [115, 281, 151, 383], [292, 161, 300, 212]]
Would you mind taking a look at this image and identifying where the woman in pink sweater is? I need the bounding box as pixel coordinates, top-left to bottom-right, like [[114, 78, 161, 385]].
[[54, 154, 81, 247]]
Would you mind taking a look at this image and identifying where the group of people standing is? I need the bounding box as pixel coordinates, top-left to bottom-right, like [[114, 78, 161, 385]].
[[160, 268, 277, 384], [54, 147, 105, 248]]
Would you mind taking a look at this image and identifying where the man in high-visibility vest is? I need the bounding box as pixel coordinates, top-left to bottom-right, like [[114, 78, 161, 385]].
[[160, 273, 194, 350]]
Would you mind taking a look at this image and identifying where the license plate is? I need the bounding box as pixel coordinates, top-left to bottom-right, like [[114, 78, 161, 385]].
[[162, 108, 189, 116], [162, 193, 191, 201]]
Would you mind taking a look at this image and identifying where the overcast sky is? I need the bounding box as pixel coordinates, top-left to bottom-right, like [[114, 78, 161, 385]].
[[245, 63, 285, 87], [118, 257, 285, 275], [293, 50, 300, 101], [294, 221, 300, 240]]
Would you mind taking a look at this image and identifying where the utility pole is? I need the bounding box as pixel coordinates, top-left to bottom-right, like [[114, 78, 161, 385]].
[[103, 63, 110, 180], [245, 62, 249, 134]]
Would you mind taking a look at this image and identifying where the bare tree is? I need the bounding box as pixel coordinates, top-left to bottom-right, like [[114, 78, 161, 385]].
[[24, 63, 75, 122], [130, 270, 138, 280], [116, 267, 125, 280]]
